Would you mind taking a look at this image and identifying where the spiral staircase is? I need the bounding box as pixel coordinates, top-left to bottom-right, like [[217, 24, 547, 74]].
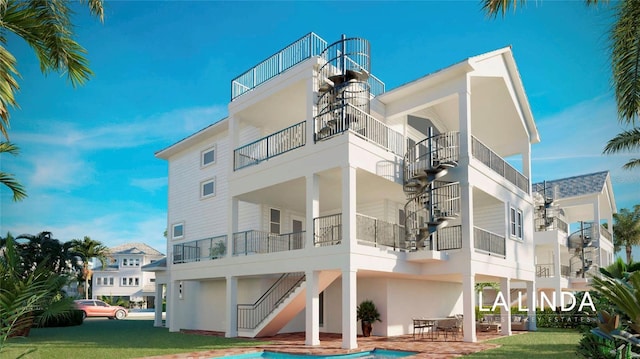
[[568, 222, 598, 278], [403, 128, 461, 250], [315, 35, 371, 141]]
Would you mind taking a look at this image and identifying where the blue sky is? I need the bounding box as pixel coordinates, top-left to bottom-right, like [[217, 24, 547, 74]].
[[0, 1, 638, 256]]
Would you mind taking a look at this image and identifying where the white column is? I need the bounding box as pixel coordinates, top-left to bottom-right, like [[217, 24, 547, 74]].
[[593, 198, 602, 266], [458, 85, 472, 161], [460, 182, 474, 253], [554, 240, 562, 306], [305, 270, 320, 346], [227, 198, 239, 257], [500, 277, 512, 336], [168, 281, 178, 332], [306, 174, 320, 250], [307, 74, 316, 146], [462, 273, 477, 342], [527, 280, 537, 331], [226, 276, 238, 338], [342, 166, 357, 251], [154, 283, 163, 327], [342, 269, 357, 349], [523, 141, 532, 192]]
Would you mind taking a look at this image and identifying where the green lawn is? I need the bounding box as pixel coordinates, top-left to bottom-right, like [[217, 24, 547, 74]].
[[463, 328, 583, 358], [2, 318, 265, 359]]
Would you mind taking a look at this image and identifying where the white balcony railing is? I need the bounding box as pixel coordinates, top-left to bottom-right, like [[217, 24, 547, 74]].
[[471, 136, 529, 194]]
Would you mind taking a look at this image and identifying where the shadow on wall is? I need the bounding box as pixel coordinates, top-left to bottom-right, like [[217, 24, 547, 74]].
[[376, 158, 403, 183]]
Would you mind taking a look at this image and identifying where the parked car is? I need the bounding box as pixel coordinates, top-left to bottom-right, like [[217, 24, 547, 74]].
[[74, 299, 128, 320]]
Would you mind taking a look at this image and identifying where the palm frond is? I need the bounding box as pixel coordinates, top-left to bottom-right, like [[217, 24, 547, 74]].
[[0, 45, 20, 141], [610, 0, 640, 125], [0, 171, 26, 201], [0, 141, 19, 155], [622, 158, 640, 169], [480, 0, 526, 18], [604, 128, 640, 153], [80, 0, 104, 23]]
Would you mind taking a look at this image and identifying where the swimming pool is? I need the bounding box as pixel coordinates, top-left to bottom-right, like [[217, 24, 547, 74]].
[[214, 349, 417, 359]]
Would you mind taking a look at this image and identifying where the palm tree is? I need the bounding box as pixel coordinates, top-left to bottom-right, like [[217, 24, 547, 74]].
[[613, 205, 640, 264], [604, 128, 640, 169], [70, 236, 108, 299], [481, 0, 640, 169], [0, 142, 26, 201], [0, 0, 104, 140]]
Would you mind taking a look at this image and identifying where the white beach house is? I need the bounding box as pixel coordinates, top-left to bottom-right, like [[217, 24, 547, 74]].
[[154, 33, 540, 348]]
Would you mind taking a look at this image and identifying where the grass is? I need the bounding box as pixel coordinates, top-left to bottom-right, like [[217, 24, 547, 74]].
[[462, 328, 583, 358], [2, 318, 266, 359], [2, 319, 584, 359]]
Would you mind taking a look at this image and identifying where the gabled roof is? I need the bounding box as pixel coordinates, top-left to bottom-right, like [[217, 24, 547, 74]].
[[533, 171, 610, 200], [141, 257, 167, 272], [108, 242, 164, 256]]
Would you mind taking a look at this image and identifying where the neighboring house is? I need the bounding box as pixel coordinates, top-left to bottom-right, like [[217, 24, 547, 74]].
[[154, 33, 540, 348], [533, 171, 616, 303], [92, 242, 165, 308]]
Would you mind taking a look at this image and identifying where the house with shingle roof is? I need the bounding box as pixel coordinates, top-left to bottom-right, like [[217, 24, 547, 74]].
[[532, 171, 616, 302], [92, 242, 165, 308]]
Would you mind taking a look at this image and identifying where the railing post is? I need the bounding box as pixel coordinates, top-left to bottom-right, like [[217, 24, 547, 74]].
[[244, 233, 248, 256]]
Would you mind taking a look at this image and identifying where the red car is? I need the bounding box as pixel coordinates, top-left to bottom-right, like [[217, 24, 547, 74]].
[[74, 299, 128, 320]]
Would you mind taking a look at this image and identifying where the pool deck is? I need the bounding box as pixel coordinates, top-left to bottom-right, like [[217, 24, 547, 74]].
[[143, 330, 518, 359]]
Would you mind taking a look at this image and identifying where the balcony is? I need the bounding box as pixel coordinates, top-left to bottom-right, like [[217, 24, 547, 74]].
[[474, 227, 506, 258], [534, 216, 569, 233], [314, 103, 404, 156], [471, 136, 529, 194], [231, 33, 386, 101], [173, 235, 227, 264], [234, 121, 306, 171], [233, 230, 305, 256], [600, 226, 612, 242]]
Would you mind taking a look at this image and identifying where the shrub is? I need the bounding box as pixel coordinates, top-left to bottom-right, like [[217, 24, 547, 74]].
[[34, 310, 84, 328]]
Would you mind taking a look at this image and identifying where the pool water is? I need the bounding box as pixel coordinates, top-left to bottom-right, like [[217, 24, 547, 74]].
[[214, 349, 417, 359]]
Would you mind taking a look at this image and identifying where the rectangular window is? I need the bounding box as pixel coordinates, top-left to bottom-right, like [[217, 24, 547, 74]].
[[122, 278, 127, 286], [123, 258, 128, 266], [201, 178, 215, 198], [172, 223, 184, 239], [201, 146, 216, 166], [128, 278, 133, 286], [134, 278, 139, 286], [150, 278, 156, 283], [510, 207, 523, 240], [96, 277, 102, 285], [134, 258, 140, 266], [109, 277, 114, 286], [270, 208, 281, 234]]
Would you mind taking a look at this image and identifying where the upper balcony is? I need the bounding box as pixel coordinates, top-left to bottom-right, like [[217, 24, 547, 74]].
[[231, 33, 385, 101]]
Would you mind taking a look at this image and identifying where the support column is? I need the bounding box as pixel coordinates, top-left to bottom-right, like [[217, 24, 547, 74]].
[[226, 276, 238, 338], [462, 273, 477, 342], [307, 74, 317, 145], [554, 240, 562, 307], [500, 277, 512, 336], [342, 166, 357, 251], [154, 283, 163, 327], [168, 281, 178, 332], [593, 198, 602, 266], [527, 280, 537, 331], [305, 270, 320, 346], [306, 174, 320, 250], [342, 269, 357, 349], [228, 198, 239, 257]]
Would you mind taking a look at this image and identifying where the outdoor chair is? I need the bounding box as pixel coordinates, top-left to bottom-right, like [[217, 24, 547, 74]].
[[436, 318, 461, 341]]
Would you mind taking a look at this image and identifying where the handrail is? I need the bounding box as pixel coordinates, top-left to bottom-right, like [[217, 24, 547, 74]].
[[231, 33, 327, 100], [534, 216, 568, 233], [172, 235, 227, 264], [473, 227, 506, 258], [433, 225, 462, 250], [404, 131, 460, 181], [314, 103, 404, 156], [234, 121, 306, 171], [471, 136, 529, 194], [237, 272, 305, 330], [599, 225, 612, 242], [313, 213, 342, 246], [356, 214, 408, 250], [232, 230, 305, 255]]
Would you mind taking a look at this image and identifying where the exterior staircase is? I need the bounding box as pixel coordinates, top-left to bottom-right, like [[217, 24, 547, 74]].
[[237, 271, 340, 337], [568, 222, 598, 278], [403, 128, 461, 250]]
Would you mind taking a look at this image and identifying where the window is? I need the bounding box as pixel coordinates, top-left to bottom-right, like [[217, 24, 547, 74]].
[[96, 277, 102, 285], [270, 208, 281, 234], [108, 277, 114, 286], [122, 278, 127, 286], [123, 258, 128, 266], [150, 278, 156, 283], [134, 258, 140, 266], [201, 145, 216, 166], [201, 178, 216, 198], [172, 223, 184, 239], [510, 207, 523, 240]]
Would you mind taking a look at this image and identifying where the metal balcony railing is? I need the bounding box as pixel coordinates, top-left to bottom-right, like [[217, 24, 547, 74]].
[[231, 33, 327, 100], [404, 132, 460, 180], [534, 216, 569, 233], [232, 230, 305, 256], [313, 214, 342, 247], [536, 264, 553, 277], [471, 136, 529, 194], [233, 121, 306, 171], [172, 235, 227, 264], [473, 227, 506, 258], [600, 226, 612, 242], [237, 272, 305, 330], [315, 103, 404, 156], [356, 214, 408, 250], [561, 265, 572, 278], [433, 225, 462, 251]]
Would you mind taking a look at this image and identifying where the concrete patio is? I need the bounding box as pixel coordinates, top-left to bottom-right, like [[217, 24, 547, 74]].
[[145, 330, 516, 359]]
